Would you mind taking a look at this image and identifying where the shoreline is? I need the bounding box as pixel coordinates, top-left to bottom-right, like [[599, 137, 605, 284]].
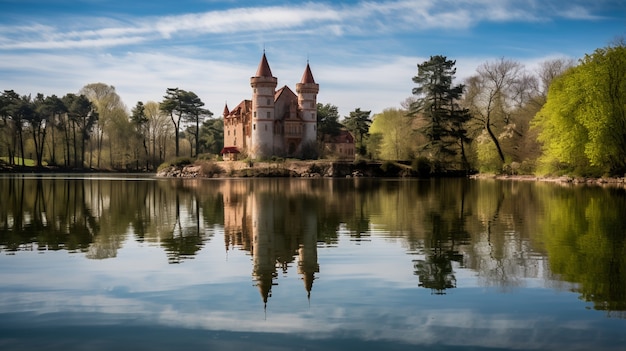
[[3, 161, 626, 187], [470, 173, 626, 187]]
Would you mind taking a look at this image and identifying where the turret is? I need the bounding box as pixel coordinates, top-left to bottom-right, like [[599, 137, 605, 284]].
[[250, 53, 278, 159], [296, 62, 319, 152]]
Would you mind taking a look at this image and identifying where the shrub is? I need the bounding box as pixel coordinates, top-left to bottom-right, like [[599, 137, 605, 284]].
[[198, 161, 224, 177], [172, 157, 194, 167], [412, 157, 431, 176]]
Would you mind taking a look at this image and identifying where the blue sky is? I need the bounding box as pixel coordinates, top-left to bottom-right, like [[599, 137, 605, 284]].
[[1, 0, 624, 116]]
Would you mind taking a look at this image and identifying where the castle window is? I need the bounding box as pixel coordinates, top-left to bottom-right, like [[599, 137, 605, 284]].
[[254, 111, 257, 118], [253, 124, 256, 130], [267, 111, 271, 118]]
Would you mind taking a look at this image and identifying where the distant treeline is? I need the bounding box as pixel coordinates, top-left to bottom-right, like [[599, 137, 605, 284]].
[[1, 41, 625, 176]]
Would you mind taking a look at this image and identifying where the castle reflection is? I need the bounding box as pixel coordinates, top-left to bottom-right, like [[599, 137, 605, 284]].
[[220, 180, 320, 306]]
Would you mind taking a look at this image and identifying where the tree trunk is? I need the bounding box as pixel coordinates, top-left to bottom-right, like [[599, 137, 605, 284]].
[[485, 120, 505, 163]]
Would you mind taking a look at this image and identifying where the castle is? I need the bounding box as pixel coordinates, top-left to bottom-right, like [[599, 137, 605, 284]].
[[222, 53, 319, 159]]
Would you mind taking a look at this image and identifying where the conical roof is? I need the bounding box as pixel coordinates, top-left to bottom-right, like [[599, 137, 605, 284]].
[[300, 63, 316, 84], [255, 53, 273, 77], [222, 103, 229, 117]]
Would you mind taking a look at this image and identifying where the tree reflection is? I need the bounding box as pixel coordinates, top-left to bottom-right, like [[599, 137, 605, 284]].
[[412, 180, 470, 294], [539, 186, 626, 314], [1, 175, 625, 315]]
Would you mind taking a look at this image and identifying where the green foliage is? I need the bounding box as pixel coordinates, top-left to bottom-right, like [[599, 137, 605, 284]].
[[369, 108, 415, 160], [199, 118, 223, 156], [343, 108, 372, 156], [171, 156, 193, 166], [474, 133, 504, 173], [539, 186, 626, 311], [317, 103, 342, 139], [0, 156, 41, 167], [533, 43, 626, 176], [409, 55, 471, 170], [160, 88, 211, 157]]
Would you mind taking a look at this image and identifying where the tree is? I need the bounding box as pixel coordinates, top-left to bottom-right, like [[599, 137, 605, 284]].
[[317, 103, 342, 140], [79, 83, 126, 168], [409, 55, 471, 171], [369, 108, 415, 160], [343, 108, 371, 156], [199, 118, 224, 156], [316, 103, 342, 157], [463, 58, 535, 170], [144, 101, 172, 167], [533, 43, 626, 176], [131, 101, 149, 170], [39, 94, 66, 166], [28, 94, 50, 167], [160, 88, 183, 157], [0, 90, 25, 165], [181, 91, 212, 157], [62, 93, 98, 168]]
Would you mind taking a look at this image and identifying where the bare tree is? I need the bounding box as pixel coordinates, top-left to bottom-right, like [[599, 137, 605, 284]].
[[463, 58, 534, 164], [536, 58, 576, 98], [144, 101, 173, 167]]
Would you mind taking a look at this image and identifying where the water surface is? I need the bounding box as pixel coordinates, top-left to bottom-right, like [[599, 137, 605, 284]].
[[0, 175, 625, 350]]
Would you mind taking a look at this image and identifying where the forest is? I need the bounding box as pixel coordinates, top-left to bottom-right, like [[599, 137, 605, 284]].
[[1, 41, 624, 177]]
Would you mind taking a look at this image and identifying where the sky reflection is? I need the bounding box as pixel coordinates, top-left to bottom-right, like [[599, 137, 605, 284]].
[[1, 177, 625, 350]]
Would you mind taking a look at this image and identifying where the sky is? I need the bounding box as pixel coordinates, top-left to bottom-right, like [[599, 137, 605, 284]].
[[0, 0, 624, 117]]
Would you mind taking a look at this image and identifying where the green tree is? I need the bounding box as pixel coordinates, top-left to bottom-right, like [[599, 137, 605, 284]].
[[316, 103, 342, 157], [317, 103, 342, 140], [199, 118, 224, 156], [28, 94, 50, 167], [410, 55, 471, 171], [79, 83, 126, 168], [181, 91, 212, 157], [131, 101, 149, 170], [0, 90, 25, 165], [533, 43, 626, 176], [161, 88, 209, 157], [343, 108, 371, 156], [369, 108, 414, 160], [160, 88, 183, 157], [62, 94, 98, 168], [39, 94, 66, 166]]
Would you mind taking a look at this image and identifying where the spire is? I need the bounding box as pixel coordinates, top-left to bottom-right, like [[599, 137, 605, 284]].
[[255, 52, 273, 78], [222, 102, 229, 117], [300, 62, 316, 84]]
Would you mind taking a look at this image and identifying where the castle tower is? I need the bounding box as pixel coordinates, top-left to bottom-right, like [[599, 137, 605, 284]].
[[250, 53, 278, 159], [296, 62, 319, 153]]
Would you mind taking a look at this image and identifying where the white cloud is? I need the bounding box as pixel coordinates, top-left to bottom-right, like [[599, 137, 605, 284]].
[[0, 0, 606, 51], [0, 0, 613, 118]]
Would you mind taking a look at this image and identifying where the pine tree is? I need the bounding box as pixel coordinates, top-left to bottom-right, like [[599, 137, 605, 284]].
[[409, 55, 471, 171]]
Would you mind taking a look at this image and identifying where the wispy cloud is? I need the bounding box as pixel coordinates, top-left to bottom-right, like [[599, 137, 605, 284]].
[[0, 0, 607, 51], [0, 0, 618, 115]]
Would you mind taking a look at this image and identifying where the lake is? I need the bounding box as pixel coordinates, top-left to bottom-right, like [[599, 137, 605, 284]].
[[0, 175, 625, 351]]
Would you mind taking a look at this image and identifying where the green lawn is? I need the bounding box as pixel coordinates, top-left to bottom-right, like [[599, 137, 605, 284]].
[[0, 157, 47, 167]]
